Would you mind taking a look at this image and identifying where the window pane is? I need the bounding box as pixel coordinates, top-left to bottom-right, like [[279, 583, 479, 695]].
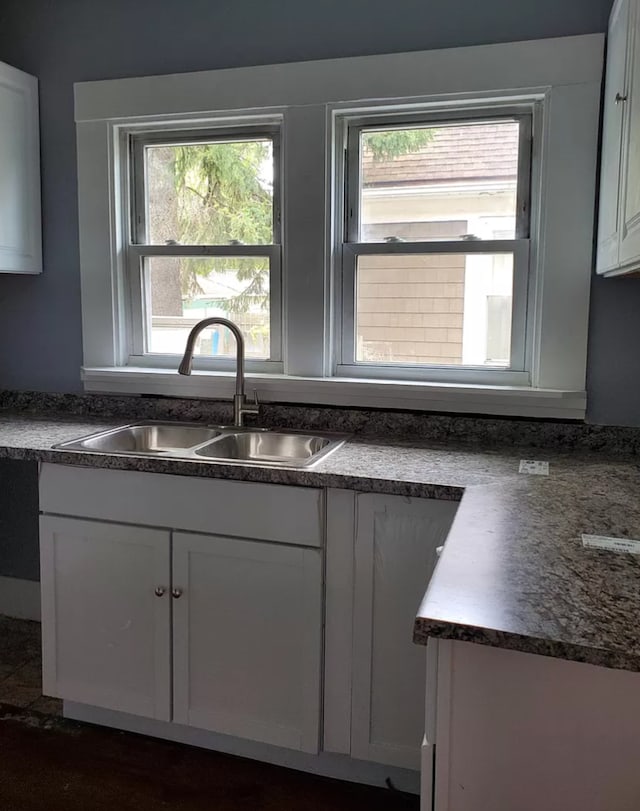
[[355, 253, 513, 366], [145, 256, 270, 358], [358, 121, 520, 242], [144, 138, 274, 245]]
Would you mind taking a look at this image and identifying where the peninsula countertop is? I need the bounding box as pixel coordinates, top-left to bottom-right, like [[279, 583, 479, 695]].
[[2, 409, 640, 673]]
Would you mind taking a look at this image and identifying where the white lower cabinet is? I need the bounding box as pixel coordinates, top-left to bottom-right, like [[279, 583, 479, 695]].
[[323, 490, 458, 771], [39, 464, 457, 784], [428, 639, 640, 811], [171, 532, 322, 752], [39, 472, 323, 753], [39, 516, 171, 720]]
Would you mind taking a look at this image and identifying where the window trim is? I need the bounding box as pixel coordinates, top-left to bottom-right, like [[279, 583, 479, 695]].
[[75, 34, 604, 419]]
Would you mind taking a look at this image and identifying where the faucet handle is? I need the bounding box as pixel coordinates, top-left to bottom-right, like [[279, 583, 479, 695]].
[[246, 389, 260, 414]]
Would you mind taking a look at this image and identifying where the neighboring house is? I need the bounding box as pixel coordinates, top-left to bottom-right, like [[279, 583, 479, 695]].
[[358, 121, 519, 366]]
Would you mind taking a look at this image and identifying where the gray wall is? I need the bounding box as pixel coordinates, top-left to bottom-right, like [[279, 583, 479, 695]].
[[0, 0, 626, 422], [0, 460, 39, 581]]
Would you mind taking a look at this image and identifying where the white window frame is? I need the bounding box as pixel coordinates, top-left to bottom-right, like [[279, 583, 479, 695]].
[[75, 34, 604, 419], [127, 125, 283, 371], [334, 106, 534, 385]]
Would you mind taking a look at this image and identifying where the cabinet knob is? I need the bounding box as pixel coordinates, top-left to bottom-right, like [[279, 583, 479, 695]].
[[616, 92, 628, 104], [154, 586, 166, 597], [172, 588, 183, 599]]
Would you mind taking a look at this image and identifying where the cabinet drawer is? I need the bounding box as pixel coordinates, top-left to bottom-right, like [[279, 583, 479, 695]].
[[39, 464, 323, 547]]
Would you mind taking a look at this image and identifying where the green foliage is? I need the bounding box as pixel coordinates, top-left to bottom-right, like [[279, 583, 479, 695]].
[[364, 128, 434, 161], [171, 140, 273, 311], [166, 129, 435, 315]]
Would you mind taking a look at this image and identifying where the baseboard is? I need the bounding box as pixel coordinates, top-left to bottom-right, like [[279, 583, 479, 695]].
[[0, 576, 41, 621], [64, 701, 420, 794]]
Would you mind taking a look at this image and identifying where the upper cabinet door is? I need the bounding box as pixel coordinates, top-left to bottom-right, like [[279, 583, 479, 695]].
[[0, 61, 41, 274], [619, 0, 640, 267], [597, 0, 630, 273]]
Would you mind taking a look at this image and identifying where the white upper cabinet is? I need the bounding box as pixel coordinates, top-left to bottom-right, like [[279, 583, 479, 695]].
[[597, 0, 630, 272], [0, 60, 41, 274], [597, 0, 640, 275]]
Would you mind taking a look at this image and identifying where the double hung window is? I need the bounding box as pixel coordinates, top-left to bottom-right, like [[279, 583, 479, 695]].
[[127, 125, 282, 371], [75, 37, 602, 417], [337, 111, 533, 383]]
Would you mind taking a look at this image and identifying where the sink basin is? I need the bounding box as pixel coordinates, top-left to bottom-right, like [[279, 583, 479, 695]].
[[54, 423, 222, 454], [196, 431, 335, 465], [54, 422, 347, 468]]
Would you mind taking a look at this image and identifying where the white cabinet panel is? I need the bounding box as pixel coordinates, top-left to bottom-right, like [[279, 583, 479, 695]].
[[0, 60, 41, 274], [172, 531, 323, 752], [40, 464, 323, 547], [39, 516, 171, 719], [620, 0, 640, 266], [597, 0, 630, 272], [351, 494, 458, 770], [432, 640, 640, 811]]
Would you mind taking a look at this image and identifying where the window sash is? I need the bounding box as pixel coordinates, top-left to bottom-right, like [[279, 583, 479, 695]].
[[338, 239, 530, 384], [125, 244, 283, 369], [344, 109, 533, 244], [130, 126, 282, 247], [126, 124, 283, 369]]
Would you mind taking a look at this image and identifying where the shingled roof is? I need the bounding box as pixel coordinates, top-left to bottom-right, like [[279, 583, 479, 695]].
[[363, 122, 519, 188]]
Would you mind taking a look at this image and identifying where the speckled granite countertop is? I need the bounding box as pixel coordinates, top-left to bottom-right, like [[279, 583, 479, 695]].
[[2, 409, 640, 672]]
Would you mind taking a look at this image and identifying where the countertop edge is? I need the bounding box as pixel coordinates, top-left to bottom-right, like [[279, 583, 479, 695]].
[[413, 620, 640, 673]]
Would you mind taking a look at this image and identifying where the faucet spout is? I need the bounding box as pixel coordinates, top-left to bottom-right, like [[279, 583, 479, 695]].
[[178, 317, 259, 427]]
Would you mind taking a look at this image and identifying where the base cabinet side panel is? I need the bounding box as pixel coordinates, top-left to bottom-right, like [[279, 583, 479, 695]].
[[434, 640, 640, 811]]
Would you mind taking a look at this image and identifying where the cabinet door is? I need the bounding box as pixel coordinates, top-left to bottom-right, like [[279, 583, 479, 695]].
[[597, 0, 630, 273], [39, 516, 171, 719], [351, 494, 458, 770], [0, 61, 41, 274], [619, 0, 640, 267], [172, 532, 323, 752]]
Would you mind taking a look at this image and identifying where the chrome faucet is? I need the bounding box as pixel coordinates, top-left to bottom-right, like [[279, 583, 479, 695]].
[[178, 317, 260, 428]]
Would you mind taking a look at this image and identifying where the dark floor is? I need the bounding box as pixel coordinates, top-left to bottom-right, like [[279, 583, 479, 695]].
[[0, 615, 61, 716], [0, 615, 418, 811]]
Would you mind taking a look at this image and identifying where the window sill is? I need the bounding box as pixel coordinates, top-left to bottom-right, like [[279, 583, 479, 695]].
[[82, 367, 586, 420]]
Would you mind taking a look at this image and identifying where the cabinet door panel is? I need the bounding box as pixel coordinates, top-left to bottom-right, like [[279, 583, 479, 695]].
[[620, 0, 640, 266], [597, 0, 630, 272], [172, 532, 322, 752], [39, 516, 171, 719], [351, 494, 458, 770], [0, 61, 41, 274]]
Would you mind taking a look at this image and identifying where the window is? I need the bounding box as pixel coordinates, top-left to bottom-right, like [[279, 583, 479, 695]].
[[75, 36, 602, 418], [127, 127, 282, 370], [337, 113, 532, 384]]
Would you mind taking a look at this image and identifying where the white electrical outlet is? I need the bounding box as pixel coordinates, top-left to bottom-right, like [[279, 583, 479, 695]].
[[518, 460, 550, 475]]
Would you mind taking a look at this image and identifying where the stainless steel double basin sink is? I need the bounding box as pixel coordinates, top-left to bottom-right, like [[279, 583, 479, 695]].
[[54, 422, 348, 468]]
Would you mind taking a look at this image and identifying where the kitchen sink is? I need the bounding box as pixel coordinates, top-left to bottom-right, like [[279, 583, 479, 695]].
[[53, 422, 347, 468], [54, 422, 223, 454], [195, 431, 335, 465]]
